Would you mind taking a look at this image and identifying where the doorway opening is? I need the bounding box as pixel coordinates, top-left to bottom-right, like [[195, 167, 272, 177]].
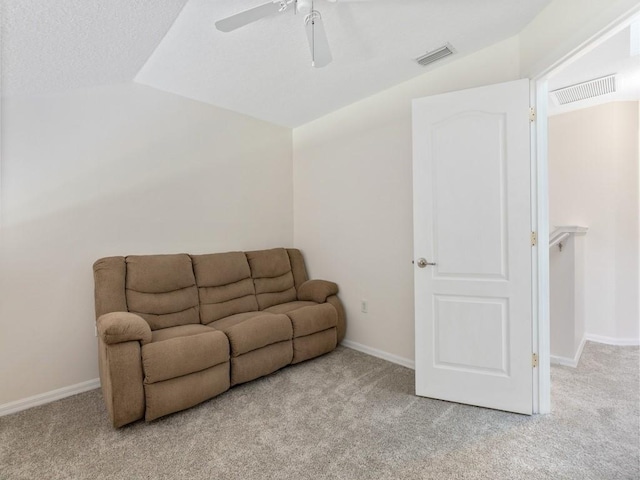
[[533, 7, 640, 413]]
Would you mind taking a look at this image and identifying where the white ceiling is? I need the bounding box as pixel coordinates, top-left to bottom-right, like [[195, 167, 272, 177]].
[[548, 21, 640, 116], [1, 0, 188, 97], [3, 0, 553, 126], [136, 0, 551, 126]]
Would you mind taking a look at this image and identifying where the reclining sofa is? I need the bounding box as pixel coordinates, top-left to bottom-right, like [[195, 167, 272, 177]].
[[93, 248, 345, 427]]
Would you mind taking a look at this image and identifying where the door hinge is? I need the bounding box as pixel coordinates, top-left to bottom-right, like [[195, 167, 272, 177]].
[[531, 231, 537, 246], [529, 107, 536, 122], [532, 353, 539, 368]]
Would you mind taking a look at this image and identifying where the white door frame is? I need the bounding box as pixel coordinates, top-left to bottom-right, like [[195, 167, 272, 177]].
[[531, 5, 640, 414]]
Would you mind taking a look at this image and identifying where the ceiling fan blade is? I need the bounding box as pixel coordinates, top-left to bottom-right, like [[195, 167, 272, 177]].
[[305, 11, 332, 68], [215, 2, 284, 32]]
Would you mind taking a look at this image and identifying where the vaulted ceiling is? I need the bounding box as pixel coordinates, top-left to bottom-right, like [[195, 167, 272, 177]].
[[2, 0, 553, 127], [1, 0, 189, 97]]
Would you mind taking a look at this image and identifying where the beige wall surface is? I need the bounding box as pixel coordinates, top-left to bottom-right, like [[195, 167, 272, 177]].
[[548, 102, 639, 341], [3, 0, 639, 408], [293, 38, 521, 363], [0, 83, 293, 405], [292, 0, 640, 364]]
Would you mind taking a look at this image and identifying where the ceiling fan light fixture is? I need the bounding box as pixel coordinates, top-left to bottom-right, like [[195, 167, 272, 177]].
[[297, 0, 313, 14], [415, 43, 455, 67]]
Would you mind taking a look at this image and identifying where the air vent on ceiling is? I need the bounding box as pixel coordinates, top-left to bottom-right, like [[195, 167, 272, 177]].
[[416, 44, 455, 67], [550, 74, 617, 105]]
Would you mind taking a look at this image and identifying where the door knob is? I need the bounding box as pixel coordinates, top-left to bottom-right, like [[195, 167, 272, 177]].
[[416, 258, 436, 268]]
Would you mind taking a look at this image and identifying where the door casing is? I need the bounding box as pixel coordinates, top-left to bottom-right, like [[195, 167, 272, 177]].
[[530, 4, 640, 414]]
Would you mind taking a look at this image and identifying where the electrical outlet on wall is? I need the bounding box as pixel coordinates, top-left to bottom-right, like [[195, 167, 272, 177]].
[[94, 325, 98, 337], [361, 299, 368, 313]]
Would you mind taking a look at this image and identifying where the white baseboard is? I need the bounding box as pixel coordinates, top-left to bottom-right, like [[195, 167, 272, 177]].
[[341, 339, 415, 370], [585, 334, 640, 346], [550, 336, 587, 368], [0, 378, 100, 417]]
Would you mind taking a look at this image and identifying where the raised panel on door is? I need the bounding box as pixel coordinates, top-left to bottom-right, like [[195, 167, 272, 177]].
[[431, 111, 508, 280], [434, 295, 509, 376]]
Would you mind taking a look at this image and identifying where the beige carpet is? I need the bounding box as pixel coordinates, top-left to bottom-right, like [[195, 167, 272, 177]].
[[1, 342, 638, 479]]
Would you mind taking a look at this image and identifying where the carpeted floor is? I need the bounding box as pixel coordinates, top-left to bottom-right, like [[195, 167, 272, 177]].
[[0, 342, 638, 480]]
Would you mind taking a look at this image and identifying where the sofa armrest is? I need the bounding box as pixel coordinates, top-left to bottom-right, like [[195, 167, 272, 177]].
[[297, 279, 339, 303], [97, 312, 152, 346]]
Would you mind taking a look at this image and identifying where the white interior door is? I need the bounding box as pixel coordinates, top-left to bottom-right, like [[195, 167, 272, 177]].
[[412, 79, 533, 414]]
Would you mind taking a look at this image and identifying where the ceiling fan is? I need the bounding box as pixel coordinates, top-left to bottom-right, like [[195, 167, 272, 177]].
[[215, 0, 335, 68]]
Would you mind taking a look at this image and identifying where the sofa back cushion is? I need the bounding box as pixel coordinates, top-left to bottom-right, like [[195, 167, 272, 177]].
[[125, 254, 200, 330], [246, 248, 297, 310], [286, 248, 309, 291], [192, 252, 259, 324]]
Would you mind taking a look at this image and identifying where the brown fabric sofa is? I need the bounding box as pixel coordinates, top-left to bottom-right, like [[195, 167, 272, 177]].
[[93, 248, 346, 427]]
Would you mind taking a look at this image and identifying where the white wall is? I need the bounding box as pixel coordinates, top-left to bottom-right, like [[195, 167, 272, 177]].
[[548, 102, 639, 342], [292, 37, 521, 363], [519, 0, 640, 76], [549, 237, 576, 359], [549, 234, 587, 362], [0, 83, 293, 405]]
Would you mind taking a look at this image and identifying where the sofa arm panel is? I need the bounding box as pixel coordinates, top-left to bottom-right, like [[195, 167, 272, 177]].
[[326, 295, 346, 344], [98, 312, 152, 346], [297, 280, 338, 303], [98, 338, 145, 428], [93, 256, 127, 318]]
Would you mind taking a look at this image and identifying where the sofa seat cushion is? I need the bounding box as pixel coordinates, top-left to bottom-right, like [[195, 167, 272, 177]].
[[151, 324, 215, 343], [142, 331, 229, 384], [264, 301, 317, 315], [287, 303, 337, 338], [217, 313, 292, 357], [207, 311, 268, 331]]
